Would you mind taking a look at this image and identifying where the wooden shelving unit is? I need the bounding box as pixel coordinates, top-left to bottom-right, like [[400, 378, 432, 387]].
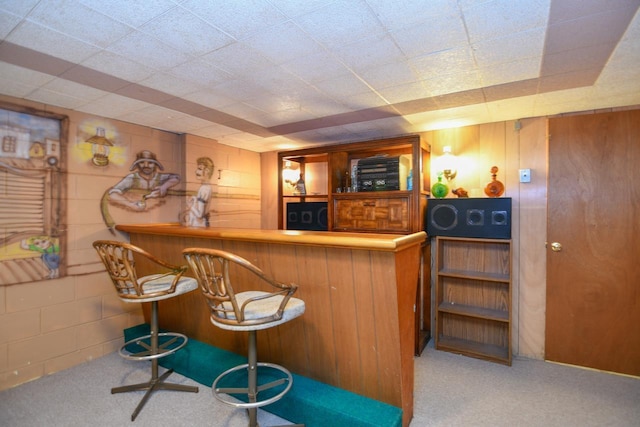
[[277, 134, 433, 354], [435, 236, 512, 365]]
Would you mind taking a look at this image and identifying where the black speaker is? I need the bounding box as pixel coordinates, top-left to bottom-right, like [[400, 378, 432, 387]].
[[286, 202, 328, 231], [426, 198, 511, 239]]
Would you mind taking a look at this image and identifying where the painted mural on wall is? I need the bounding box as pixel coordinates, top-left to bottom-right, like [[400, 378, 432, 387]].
[[0, 105, 66, 285], [100, 150, 183, 232], [182, 157, 214, 227]]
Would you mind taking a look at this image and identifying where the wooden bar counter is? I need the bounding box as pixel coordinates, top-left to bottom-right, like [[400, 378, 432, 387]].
[[116, 223, 426, 427]]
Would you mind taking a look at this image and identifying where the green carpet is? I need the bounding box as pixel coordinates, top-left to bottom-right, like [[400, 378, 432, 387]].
[[125, 324, 402, 427]]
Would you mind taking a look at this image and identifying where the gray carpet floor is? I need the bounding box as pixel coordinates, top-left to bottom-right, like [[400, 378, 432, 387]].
[[1, 341, 638, 427]]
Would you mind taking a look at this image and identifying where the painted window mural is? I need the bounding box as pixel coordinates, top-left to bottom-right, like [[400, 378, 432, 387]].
[[0, 104, 67, 285]]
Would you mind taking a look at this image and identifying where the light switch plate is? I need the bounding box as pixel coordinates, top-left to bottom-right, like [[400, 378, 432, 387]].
[[519, 168, 531, 183]]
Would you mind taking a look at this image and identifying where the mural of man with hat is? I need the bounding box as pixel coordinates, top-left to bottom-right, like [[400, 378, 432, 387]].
[[108, 150, 180, 211]]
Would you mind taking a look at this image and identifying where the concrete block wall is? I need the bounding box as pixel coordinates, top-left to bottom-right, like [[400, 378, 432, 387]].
[[0, 95, 261, 390]]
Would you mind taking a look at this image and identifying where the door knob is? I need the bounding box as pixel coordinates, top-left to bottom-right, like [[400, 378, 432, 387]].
[[551, 242, 562, 252]]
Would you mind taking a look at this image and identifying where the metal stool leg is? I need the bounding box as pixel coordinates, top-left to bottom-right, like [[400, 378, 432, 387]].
[[112, 301, 198, 421]]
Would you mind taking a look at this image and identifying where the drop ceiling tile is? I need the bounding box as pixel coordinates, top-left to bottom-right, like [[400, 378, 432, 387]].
[[0, 62, 56, 87], [7, 20, 100, 63], [41, 77, 109, 100], [296, 96, 354, 117], [434, 88, 485, 109], [243, 92, 303, 115], [422, 69, 483, 97], [28, 0, 132, 48], [463, 0, 550, 44], [182, 0, 288, 40], [409, 46, 476, 80], [115, 83, 174, 104], [139, 72, 201, 98], [106, 30, 192, 70], [281, 51, 350, 84], [27, 86, 90, 109], [273, 0, 341, 19], [539, 69, 601, 92], [359, 61, 420, 91], [139, 8, 234, 57], [201, 42, 275, 78], [0, 0, 40, 17], [249, 66, 310, 97], [485, 95, 537, 118], [533, 87, 597, 114], [153, 114, 215, 134], [541, 44, 614, 77], [392, 96, 440, 115], [367, 0, 460, 31], [0, 75, 39, 98], [313, 73, 374, 98], [483, 78, 539, 102], [376, 80, 432, 104], [181, 89, 238, 111], [332, 33, 407, 73], [211, 78, 272, 103], [251, 108, 317, 128], [472, 28, 545, 68], [294, 0, 387, 49], [79, 0, 177, 27], [545, 8, 636, 54], [165, 59, 232, 89], [158, 97, 212, 116], [60, 65, 129, 92], [80, 51, 155, 83], [340, 90, 389, 110], [547, 0, 635, 25], [79, 93, 152, 118], [193, 109, 239, 125], [243, 21, 324, 66], [0, 10, 22, 38], [219, 102, 268, 123], [390, 14, 468, 59], [479, 58, 541, 87]]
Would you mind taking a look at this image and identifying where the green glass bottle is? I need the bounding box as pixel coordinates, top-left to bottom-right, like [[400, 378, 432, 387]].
[[431, 174, 449, 198]]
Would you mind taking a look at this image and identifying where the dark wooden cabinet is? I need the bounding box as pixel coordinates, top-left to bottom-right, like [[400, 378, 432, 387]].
[[333, 192, 412, 233], [278, 134, 432, 354]]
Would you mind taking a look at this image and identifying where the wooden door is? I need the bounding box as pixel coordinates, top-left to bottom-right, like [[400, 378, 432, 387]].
[[545, 109, 640, 376]]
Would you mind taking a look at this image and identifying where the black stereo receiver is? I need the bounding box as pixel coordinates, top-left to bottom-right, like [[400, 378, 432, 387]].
[[357, 156, 400, 191]]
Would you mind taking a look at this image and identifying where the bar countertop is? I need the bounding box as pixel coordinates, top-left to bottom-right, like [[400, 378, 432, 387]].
[[115, 223, 426, 251]]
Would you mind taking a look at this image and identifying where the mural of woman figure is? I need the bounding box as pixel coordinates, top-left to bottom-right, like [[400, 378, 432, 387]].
[[185, 157, 214, 227]]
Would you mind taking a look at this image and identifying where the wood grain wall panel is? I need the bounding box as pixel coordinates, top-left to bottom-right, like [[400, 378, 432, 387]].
[[260, 151, 279, 230], [504, 120, 520, 354], [370, 250, 403, 407], [351, 249, 378, 399], [294, 245, 336, 383], [516, 118, 547, 359], [326, 248, 362, 393]]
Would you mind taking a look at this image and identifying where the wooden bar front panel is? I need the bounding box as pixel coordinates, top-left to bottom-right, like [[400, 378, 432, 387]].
[[125, 229, 421, 427]]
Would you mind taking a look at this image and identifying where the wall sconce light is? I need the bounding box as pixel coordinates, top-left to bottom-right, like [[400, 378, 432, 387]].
[[442, 145, 457, 181], [85, 127, 113, 166], [282, 160, 299, 187]]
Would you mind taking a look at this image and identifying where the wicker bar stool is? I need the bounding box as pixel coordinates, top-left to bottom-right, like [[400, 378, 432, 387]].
[[183, 247, 305, 427], [93, 240, 199, 421]]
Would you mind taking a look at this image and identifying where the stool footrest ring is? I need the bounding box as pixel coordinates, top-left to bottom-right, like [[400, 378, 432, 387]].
[[119, 332, 188, 361], [213, 362, 293, 409]]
